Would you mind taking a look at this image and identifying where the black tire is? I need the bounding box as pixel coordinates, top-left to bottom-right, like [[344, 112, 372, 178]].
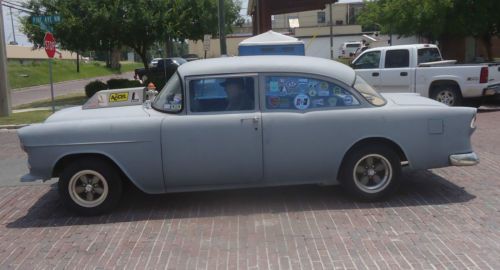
[[430, 85, 463, 106], [339, 145, 401, 201], [58, 158, 123, 216]]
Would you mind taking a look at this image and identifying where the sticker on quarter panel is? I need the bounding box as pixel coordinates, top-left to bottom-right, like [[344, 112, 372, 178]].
[[343, 95, 353, 105]]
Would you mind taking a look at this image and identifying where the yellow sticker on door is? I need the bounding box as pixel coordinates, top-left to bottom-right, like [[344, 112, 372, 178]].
[[109, 92, 129, 102]]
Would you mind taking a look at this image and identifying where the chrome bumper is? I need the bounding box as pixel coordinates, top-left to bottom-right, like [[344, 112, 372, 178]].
[[449, 152, 479, 166], [484, 84, 500, 96]]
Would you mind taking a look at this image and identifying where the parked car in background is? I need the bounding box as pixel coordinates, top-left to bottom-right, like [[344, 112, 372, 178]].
[[134, 58, 187, 82], [182, 54, 200, 62], [339, 42, 362, 58], [351, 44, 500, 106], [18, 56, 478, 215]]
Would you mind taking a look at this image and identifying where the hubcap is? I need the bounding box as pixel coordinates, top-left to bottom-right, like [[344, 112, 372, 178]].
[[353, 154, 392, 194], [436, 90, 455, 106], [68, 170, 109, 208]]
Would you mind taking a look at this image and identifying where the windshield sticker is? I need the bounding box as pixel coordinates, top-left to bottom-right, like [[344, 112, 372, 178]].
[[294, 94, 310, 110], [269, 96, 280, 107], [308, 89, 317, 97], [333, 86, 342, 96], [109, 92, 129, 103], [173, 94, 182, 104], [279, 85, 288, 96], [285, 80, 298, 89], [269, 81, 279, 93], [328, 97, 338, 106]]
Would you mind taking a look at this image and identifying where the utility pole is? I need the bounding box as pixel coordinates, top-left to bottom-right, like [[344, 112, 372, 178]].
[[329, 1, 333, 60], [9, 7, 15, 44], [0, 2, 12, 117], [218, 0, 227, 55]]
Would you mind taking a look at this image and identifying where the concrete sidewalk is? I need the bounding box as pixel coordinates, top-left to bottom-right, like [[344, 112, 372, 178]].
[[11, 71, 134, 107]]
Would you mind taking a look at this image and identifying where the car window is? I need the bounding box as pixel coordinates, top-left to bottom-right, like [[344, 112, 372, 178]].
[[152, 73, 183, 113], [189, 77, 255, 112], [418, 48, 442, 64], [265, 75, 360, 111], [385, 49, 410, 68], [352, 51, 381, 69]]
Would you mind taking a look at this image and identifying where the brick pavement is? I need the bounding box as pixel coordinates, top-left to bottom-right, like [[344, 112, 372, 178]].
[[0, 109, 499, 269]]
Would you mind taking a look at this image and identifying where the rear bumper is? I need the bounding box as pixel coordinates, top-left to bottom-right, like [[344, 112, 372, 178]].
[[449, 152, 479, 166], [484, 84, 500, 96]]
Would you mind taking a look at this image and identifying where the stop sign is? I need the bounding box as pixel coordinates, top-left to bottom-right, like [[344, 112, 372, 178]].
[[44, 32, 56, 58]]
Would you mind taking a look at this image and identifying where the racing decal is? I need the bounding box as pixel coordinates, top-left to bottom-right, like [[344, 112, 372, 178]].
[[333, 86, 342, 96], [269, 96, 280, 107], [318, 90, 330, 97], [285, 80, 298, 89], [319, 81, 329, 90], [269, 81, 279, 93], [312, 98, 324, 107], [328, 97, 338, 106], [308, 89, 317, 97], [173, 94, 182, 104], [109, 92, 129, 103], [279, 85, 288, 95], [294, 94, 310, 110], [343, 95, 354, 105]]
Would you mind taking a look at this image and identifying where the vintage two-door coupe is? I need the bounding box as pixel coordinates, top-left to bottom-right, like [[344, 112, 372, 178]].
[[18, 56, 479, 215]]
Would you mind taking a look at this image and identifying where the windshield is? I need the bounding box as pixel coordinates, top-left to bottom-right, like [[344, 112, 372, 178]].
[[353, 76, 386, 106], [418, 48, 442, 64], [152, 73, 183, 113]]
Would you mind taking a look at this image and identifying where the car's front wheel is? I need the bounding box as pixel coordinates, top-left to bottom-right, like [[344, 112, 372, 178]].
[[58, 158, 123, 215], [339, 145, 401, 200]]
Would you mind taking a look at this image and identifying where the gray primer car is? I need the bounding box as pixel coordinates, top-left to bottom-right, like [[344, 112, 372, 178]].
[[18, 56, 479, 215]]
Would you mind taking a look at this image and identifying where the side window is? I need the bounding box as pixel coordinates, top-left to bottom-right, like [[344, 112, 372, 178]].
[[352, 51, 381, 69], [189, 77, 255, 112], [265, 76, 360, 111], [385, 49, 410, 68]]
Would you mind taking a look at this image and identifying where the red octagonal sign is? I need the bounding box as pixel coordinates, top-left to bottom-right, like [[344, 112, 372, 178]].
[[44, 32, 56, 58]]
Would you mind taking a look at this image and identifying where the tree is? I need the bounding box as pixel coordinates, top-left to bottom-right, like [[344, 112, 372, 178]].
[[357, 0, 500, 60], [21, 0, 241, 69]]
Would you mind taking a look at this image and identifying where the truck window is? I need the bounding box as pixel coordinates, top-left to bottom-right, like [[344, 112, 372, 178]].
[[352, 51, 381, 69], [385, 49, 410, 68], [418, 48, 442, 64]]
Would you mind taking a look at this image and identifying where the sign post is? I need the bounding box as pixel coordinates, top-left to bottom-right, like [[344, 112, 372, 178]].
[[44, 32, 57, 113], [203, 34, 211, 59]]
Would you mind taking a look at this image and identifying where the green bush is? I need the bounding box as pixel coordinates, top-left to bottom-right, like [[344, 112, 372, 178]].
[[107, 78, 143, 89], [84, 80, 108, 98]]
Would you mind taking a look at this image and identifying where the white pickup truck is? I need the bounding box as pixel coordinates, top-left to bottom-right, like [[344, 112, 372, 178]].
[[351, 44, 500, 106]]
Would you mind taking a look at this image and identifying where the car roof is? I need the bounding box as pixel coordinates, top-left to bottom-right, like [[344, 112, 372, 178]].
[[177, 56, 356, 86], [363, 44, 439, 54]]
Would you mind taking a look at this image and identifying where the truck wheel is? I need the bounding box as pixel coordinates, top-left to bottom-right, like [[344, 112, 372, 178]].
[[431, 86, 462, 106], [339, 145, 401, 201], [58, 158, 122, 216]]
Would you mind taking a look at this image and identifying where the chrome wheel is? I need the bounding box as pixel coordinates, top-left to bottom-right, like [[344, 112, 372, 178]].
[[353, 154, 392, 194], [68, 170, 109, 208], [436, 90, 455, 106]]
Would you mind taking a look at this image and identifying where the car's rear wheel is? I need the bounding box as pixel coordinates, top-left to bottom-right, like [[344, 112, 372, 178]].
[[339, 145, 401, 200], [431, 85, 462, 106], [58, 158, 122, 215]]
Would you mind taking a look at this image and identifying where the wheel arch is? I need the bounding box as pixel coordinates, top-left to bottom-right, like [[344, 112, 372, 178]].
[[429, 80, 461, 98], [338, 137, 409, 180], [52, 153, 137, 190]]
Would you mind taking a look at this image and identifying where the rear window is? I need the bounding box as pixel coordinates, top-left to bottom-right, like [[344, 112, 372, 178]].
[[418, 48, 442, 64], [346, 44, 361, 48]]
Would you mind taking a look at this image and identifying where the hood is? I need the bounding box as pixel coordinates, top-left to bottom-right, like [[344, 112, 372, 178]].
[[45, 105, 150, 123], [382, 93, 446, 107]]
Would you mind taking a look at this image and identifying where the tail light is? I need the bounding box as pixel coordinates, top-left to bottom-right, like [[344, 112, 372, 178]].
[[480, 67, 488, 84]]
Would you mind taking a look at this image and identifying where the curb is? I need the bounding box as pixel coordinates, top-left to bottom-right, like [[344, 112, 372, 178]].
[[0, 124, 29, 130]]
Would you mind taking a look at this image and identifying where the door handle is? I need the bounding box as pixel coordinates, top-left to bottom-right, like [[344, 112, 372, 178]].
[[400, 72, 408, 76], [241, 116, 260, 123], [372, 72, 379, 77]]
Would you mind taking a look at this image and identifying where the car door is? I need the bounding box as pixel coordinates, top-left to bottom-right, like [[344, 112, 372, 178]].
[[161, 74, 263, 187], [260, 74, 364, 184], [379, 49, 414, 93], [351, 50, 382, 90]]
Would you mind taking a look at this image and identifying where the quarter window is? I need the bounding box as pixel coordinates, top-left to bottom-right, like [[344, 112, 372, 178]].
[[189, 77, 255, 112], [265, 76, 360, 110], [385, 49, 410, 68], [352, 51, 381, 69]]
